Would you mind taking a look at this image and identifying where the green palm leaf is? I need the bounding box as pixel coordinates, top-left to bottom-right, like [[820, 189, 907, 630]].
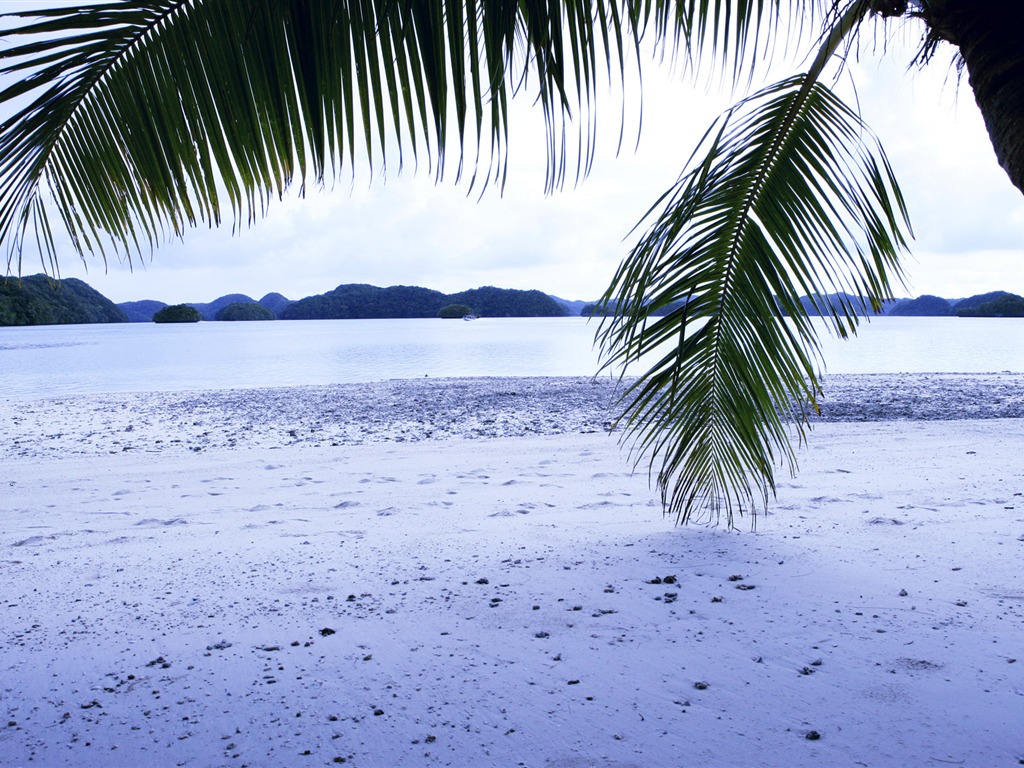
[[597, 68, 912, 526], [0, 0, 834, 272], [0, 0, 645, 272]]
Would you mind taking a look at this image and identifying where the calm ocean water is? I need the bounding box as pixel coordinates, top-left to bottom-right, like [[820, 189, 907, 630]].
[[1, 316, 1022, 400]]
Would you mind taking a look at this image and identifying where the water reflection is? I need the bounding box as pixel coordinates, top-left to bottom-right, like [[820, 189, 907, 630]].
[[1, 316, 1021, 400]]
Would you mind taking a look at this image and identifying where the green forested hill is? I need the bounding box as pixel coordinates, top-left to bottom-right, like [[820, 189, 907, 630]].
[[280, 284, 567, 320], [120, 293, 293, 321], [258, 292, 292, 315], [281, 284, 445, 319], [119, 299, 168, 322], [188, 293, 256, 320], [952, 291, 1016, 314], [447, 287, 566, 317], [0, 275, 128, 326], [888, 295, 953, 316], [215, 301, 275, 321], [956, 293, 1024, 317]]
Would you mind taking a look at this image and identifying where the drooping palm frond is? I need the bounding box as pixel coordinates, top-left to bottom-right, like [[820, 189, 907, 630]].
[[597, 28, 912, 525], [1, 1, 919, 530], [0, 0, 649, 273], [0, 0, 849, 276]]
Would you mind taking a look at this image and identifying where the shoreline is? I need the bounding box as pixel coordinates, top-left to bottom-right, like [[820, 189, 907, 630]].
[[3, 372, 1024, 461]]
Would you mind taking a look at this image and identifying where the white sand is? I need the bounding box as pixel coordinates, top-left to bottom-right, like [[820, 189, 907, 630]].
[[1, 377, 1023, 767]]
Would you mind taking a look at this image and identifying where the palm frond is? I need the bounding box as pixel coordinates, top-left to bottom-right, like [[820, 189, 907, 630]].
[[0, 1, 919, 532], [597, 68, 911, 527], [640, 0, 837, 84], [0, 0, 641, 273]]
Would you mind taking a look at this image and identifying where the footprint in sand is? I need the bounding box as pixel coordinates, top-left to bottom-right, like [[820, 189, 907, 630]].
[[489, 507, 533, 517], [577, 500, 620, 510], [11, 535, 56, 547], [134, 518, 188, 527]]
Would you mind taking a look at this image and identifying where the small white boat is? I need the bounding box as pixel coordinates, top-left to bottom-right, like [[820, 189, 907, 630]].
[[462, 314, 478, 321]]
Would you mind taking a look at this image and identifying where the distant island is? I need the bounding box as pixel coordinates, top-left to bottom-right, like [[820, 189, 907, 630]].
[[119, 292, 290, 322], [581, 290, 1024, 319], [216, 302, 275, 321], [0, 275, 127, 325], [953, 293, 1024, 318], [279, 284, 566, 320], [888, 290, 1024, 317], [121, 284, 568, 322], [0, 278, 577, 325], [153, 304, 202, 323], [3, 273, 1024, 326]]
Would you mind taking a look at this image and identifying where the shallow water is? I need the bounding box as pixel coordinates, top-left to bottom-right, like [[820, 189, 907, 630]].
[[1, 316, 1021, 400]]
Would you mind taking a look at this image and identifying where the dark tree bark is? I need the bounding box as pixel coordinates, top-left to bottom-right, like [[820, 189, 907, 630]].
[[920, 1, 1024, 196]]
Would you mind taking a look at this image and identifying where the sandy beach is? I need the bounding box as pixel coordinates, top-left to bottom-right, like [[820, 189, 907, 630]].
[[1, 375, 1022, 767]]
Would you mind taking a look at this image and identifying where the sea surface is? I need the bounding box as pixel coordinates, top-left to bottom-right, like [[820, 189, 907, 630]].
[[1, 316, 1022, 400]]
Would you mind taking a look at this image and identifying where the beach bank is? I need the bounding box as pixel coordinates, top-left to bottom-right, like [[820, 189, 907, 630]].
[[1, 375, 1022, 767], [4, 372, 1024, 460]]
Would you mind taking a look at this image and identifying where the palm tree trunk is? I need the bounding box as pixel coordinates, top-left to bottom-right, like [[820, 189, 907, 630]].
[[929, 1, 1024, 196]]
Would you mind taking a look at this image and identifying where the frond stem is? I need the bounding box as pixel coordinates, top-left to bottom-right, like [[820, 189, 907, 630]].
[[692, 0, 874, 517]]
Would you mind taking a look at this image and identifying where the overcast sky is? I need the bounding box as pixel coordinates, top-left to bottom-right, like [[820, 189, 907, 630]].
[[6, 9, 1024, 305]]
